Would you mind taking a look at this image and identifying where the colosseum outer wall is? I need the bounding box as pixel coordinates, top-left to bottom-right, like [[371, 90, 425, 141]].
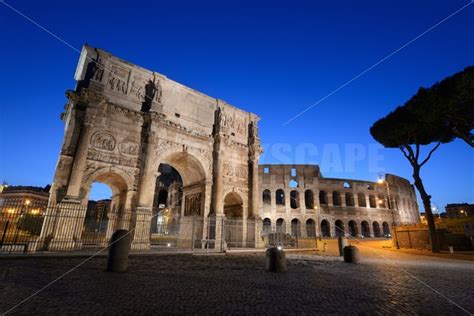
[[259, 164, 420, 238]]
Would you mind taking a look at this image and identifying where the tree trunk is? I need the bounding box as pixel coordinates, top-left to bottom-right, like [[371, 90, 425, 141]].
[[412, 166, 440, 253]]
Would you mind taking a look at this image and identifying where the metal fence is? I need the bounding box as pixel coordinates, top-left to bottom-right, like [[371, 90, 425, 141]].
[[0, 200, 136, 253], [0, 200, 319, 254]]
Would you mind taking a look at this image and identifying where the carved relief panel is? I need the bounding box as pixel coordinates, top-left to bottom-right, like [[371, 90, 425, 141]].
[[184, 193, 202, 216], [219, 110, 247, 136], [90, 131, 116, 151]]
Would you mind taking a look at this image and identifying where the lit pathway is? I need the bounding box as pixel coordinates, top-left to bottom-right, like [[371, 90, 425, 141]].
[[0, 248, 473, 315]]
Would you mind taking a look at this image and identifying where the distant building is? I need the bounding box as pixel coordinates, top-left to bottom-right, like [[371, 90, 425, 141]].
[[84, 199, 111, 233], [0, 185, 50, 215], [445, 203, 474, 218]]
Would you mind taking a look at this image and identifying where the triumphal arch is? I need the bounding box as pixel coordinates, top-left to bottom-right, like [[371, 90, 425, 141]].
[[41, 45, 261, 251]]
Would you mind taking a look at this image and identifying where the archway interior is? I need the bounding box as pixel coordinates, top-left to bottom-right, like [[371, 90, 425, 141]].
[[151, 164, 183, 235], [84, 182, 112, 235], [223, 192, 243, 219], [335, 220, 345, 236], [160, 152, 206, 187]]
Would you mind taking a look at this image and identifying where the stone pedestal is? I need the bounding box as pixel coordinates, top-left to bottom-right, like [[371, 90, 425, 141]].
[[211, 214, 226, 252], [46, 199, 87, 251], [131, 207, 152, 250], [254, 216, 265, 248]]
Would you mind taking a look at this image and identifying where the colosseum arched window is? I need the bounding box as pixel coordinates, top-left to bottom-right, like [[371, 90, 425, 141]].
[[306, 219, 316, 237], [345, 192, 354, 206], [335, 219, 345, 236], [320, 220, 330, 237], [262, 218, 271, 233], [276, 218, 285, 233], [369, 195, 376, 208], [348, 220, 358, 237], [332, 191, 341, 206], [319, 190, 328, 205], [304, 190, 314, 209], [377, 194, 386, 208], [291, 218, 300, 237], [372, 221, 381, 237], [358, 193, 366, 207], [276, 189, 285, 205], [290, 190, 299, 209], [262, 189, 271, 205], [361, 221, 370, 237], [382, 222, 390, 235]]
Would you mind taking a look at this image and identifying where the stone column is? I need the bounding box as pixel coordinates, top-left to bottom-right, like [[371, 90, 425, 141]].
[[329, 221, 336, 238], [365, 196, 371, 208], [66, 115, 94, 199], [47, 112, 94, 251], [132, 114, 158, 250], [201, 180, 213, 249], [211, 131, 226, 251], [285, 189, 291, 214], [299, 189, 305, 213]]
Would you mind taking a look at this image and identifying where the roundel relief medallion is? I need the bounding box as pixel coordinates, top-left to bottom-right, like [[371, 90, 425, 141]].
[[90, 131, 116, 151], [119, 139, 140, 156]]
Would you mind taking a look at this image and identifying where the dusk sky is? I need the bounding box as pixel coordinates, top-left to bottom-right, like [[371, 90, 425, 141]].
[[0, 0, 473, 208]]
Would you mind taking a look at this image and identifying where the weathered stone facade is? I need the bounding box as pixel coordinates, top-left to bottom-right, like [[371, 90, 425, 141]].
[[42, 45, 261, 250], [259, 165, 420, 238], [41, 45, 419, 251]]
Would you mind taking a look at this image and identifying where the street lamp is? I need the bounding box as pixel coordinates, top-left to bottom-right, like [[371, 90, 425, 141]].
[[377, 173, 399, 248], [314, 205, 322, 242]]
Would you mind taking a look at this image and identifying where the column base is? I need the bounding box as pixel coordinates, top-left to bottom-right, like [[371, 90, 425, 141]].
[[209, 214, 226, 252], [131, 207, 152, 251], [48, 238, 83, 252], [130, 240, 151, 251], [252, 215, 265, 249]]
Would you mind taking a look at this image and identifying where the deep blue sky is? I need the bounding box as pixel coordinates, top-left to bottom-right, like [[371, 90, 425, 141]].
[[0, 0, 473, 208]]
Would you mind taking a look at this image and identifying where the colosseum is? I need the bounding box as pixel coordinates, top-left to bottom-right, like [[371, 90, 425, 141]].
[[26, 45, 420, 252], [258, 165, 420, 239]]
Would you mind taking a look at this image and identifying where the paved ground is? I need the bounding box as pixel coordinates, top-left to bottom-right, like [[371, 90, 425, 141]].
[[0, 247, 473, 315]]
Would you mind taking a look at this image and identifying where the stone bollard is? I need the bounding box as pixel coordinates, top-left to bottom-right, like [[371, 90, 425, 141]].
[[265, 246, 286, 272], [107, 229, 132, 272], [448, 246, 454, 255], [338, 235, 348, 256], [343, 245, 359, 264]]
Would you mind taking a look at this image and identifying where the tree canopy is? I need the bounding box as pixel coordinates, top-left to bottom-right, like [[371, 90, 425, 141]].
[[370, 66, 474, 148]]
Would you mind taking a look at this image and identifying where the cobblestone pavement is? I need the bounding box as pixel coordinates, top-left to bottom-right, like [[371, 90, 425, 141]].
[[0, 248, 473, 315]]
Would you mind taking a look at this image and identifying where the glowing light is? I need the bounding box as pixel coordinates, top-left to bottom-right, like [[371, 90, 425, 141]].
[[377, 179, 384, 184], [25, 199, 31, 206], [7, 208, 16, 214], [167, 243, 171, 247], [30, 209, 40, 215], [277, 246, 282, 251]]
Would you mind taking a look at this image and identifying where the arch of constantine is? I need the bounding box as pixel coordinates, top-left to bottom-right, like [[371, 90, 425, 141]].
[[38, 45, 419, 251]]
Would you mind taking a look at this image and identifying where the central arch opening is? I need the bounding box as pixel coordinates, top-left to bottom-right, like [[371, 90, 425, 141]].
[[151, 151, 207, 249], [151, 164, 183, 239]]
